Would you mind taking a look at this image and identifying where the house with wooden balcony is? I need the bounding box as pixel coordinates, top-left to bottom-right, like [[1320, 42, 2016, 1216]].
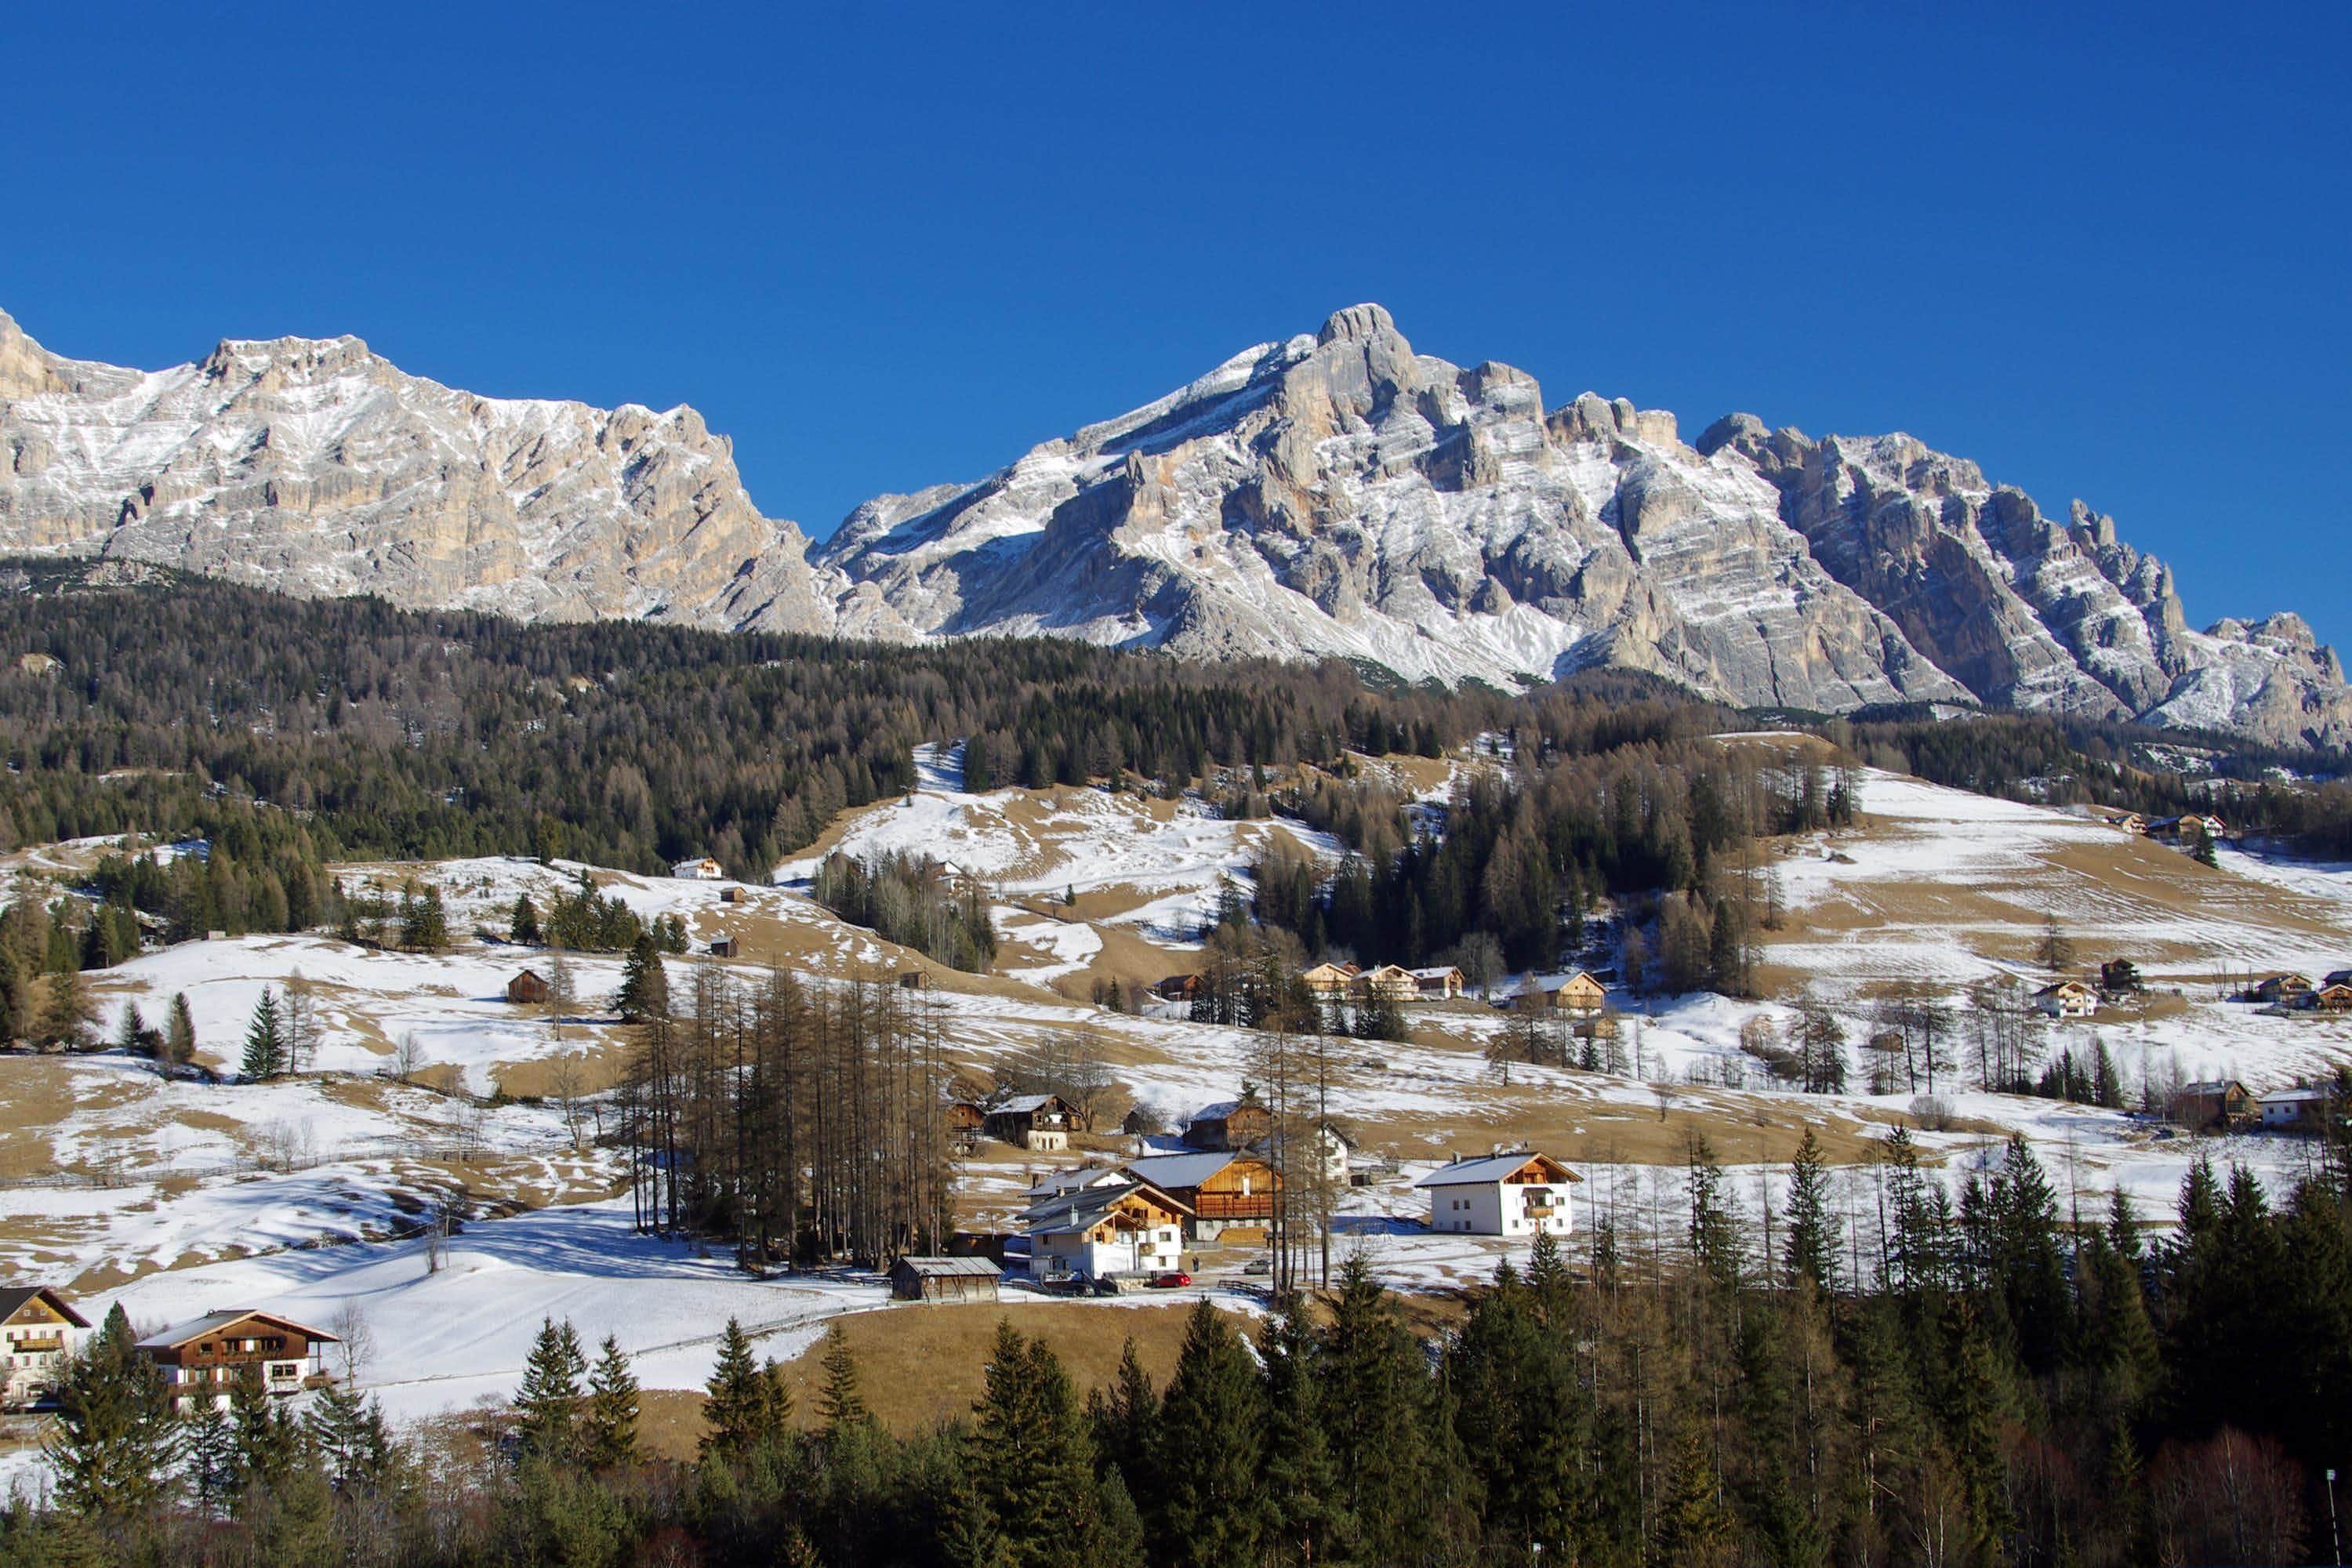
[[982, 1093, 1080, 1152], [1123, 1151, 1280, 1241], [1179, 1091, 1272, 1152], [134, 1308, 339, 1411], [1515, 971, 1608, 1015], [1299, 961, 1360, 1003], [1417, 1150, 1580, 1237], [0, 1287, 87, 1410], [1022, 1181, 1192, 1281]]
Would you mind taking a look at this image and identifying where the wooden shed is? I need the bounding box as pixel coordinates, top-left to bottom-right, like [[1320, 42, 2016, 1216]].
[[708, 938, 738, 960], [889, 1255, 1001, 1303], [506, 970, 550, 1005]]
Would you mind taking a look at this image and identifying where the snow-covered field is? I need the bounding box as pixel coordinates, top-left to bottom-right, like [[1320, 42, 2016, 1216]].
[[2, 754, 2351, 1491]]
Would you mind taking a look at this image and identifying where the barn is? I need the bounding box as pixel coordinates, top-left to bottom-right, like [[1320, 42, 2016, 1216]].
[[889, 1255, 1002, 1303]]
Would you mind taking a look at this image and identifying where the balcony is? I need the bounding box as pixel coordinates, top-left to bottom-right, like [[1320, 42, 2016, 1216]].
[[9, 1338, 64, 1355], [1192, 1192, 1276, 1221]]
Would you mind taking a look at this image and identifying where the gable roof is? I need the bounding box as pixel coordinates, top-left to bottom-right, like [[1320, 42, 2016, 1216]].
[[1020, 1164, 1124, 1202], [2259, 1087, 2328, 1105], [1409, 966, 1461, 982], [0, 1287, 87, 1329], [2178, 1079, 2246, 1096], [1416, 1151, 1579, 1188], [136, 1308, 338, 1351], [1523, 971, 1605, 996], [1026, 1179, 1195, 1236], [1123, 1152, 1246, 1189], [989, 1093, 1071, 1116], [891, 1255, 1000, 1279]]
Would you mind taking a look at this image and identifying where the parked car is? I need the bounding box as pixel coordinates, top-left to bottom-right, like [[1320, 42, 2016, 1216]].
[[1149, 1271, 1193, 1288], [1240, 1257, 1272, 1276]]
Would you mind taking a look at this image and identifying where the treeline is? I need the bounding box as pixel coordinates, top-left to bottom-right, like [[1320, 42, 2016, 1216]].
[[24, 1133, 2352, 1567], [618, 967, 956, 1266], [0, 561, 1488, 884], [810, 851, 996, 972]]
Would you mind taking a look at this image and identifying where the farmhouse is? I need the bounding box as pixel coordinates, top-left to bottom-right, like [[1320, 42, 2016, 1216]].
[[2252, 973, 2313, 1007], [505, 969, 550, 1006], [1418, 1150, 1579, 1237], [1152, 973, 1206, 1004], [984, 1093, 1078, 1152], [2032, 981, 2098, 1020], [671, 857, 724, 880], [1299, 961, 1359, 1003], [1179, 1092, 1272, 1152], [1516, 971, 1607, 1015], [889, 1256, 1001, 1303], [946, 1102, 985, 1135], [1410, 965, 1465, 1001], [0, 1287, 86, 1410], [1124, 1150, 1280, 1240], [1025, 1182, 1189, 1282], [2259, 1087, 2329, 1134], [2309, 983, 2352, 1014], [2147, 813, 2227, 845], [1354, 964, 1420, 1003], [136, 1308, 338, 1411], [2170, 1080, 2254, 1131]]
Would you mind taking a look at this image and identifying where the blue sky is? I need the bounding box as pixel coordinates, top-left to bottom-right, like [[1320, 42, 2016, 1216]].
[[5, 3, 2347, 642]]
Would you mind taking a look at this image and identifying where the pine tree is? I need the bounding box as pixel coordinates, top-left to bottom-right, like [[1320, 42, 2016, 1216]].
[[112, 1000, 147, 1056], [46, 1303, 178, 1519], [616, 933, 670, 1022], [1317, 1255, 1443, 1565], [240, 989, 286, 1081], [1090, 1338, 1160, 1524], [163, 992, 196, 1067], [184, 1399, 235, 1516], [1258, 1298, 1348, 1567], [227, 1362, 299, 1510], [305, 1377, 368, 1489], [1656, 1417, 1730, 1566], [972, 1321, 1099, 1568], [510, 893, 542, 946], [1156, 1301, 1268, 1565], [583, 1334, 640, 1468], [34, 957, 96, 1051], [514, 1317, 587, 1464]]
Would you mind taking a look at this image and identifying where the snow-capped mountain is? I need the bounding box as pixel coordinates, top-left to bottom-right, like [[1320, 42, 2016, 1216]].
[[0, 309, 826, 631], [4, 302, 2347, 749], [821, 303, 2352, 749]]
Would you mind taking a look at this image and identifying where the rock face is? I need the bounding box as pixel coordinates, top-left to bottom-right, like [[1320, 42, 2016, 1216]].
[[5, 303, 2347, 750], [0, 309, 828, 631]]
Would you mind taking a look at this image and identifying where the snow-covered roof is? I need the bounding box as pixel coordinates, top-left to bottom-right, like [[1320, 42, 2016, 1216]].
[[1124, 1152, 1238, 1189], [1026, 1180, 1192, 1235], [1408, 966, 1460, 981], [891, 1255, 1000, 1278], [2179, 1080, 2245, 1095], [1415, 1152, 1577, 1188], [1021, 1165, 1122, 1201], [991, 1094, 1064, 1115], [2259, 1087, 2327, 1105], [137, 1308, 336, 1350]]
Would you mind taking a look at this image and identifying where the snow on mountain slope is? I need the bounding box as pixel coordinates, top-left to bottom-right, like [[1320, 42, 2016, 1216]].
[[0, 310, 829, 630]]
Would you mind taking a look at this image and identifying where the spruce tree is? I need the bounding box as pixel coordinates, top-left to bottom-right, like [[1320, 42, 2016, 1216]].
[[514, 1317, 587, 1464], [1155, 1301, 1268, 1565], [1317, 1255, 1443, 1565], [583, 1334, 640, 1468], [1258, 1298, 1347, 1566], [184, 1399, 236, 1516], [305, 1377, 368, 1489], [700, 1316, 788, 1464], [510, 893, 542, 946], [240, 989, 286, 1080], [112, 1000, 147, 1056], [34, 957, 96, 1051], [164, 991, 197, 1066], [816, 1322, 868, 1437], [616, 934, 670, 1022], [1784, 1126, 1839, 1290], [1089, 1337, 1160, 1515], [46, 1302, 178, 1519], [972, 1321, 1098, 1568], [227, 1362, 300, 1512]]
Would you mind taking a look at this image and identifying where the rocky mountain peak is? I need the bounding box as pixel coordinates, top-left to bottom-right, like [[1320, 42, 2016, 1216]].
[[1316, 302, 1398, 346]]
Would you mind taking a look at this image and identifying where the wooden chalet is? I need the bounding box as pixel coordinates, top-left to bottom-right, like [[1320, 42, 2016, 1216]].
[[2313, 982, 2352, 1014], [2147, 813, 2227, 845], [2033, 980, 2098, 1019], [1123, 1151, 1279, 1240], [2170, 1079, 2254, 1132], [708, 937, 739, 959], [1417, 1150, 1580, 1237], [720, 885, 747, 904], [1410, 965, 1465, 1001], [505, 969, 550, 1006], [889, 1256, 1001, 1303], [1180, 1093, 1272, 1152], [2252, 972, 2314, 1007], [1516, 971, 1607, 1015], [1299, 962, 1360, 1003], [1152, 973, 1207, 1004], [1354, 964, 1420, 1003], [983, 1094, 1078, 1152], [136, 1308, 337, 1410], [671, 857, 724, 880], [0, 1287, 86, 1410], [946, 1101, 985, 1134], [1025, 1181, 1191, 1280]]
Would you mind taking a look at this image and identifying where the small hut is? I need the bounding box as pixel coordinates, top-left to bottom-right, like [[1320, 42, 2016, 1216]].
[[708, 938, 738, 960], [889, 1256, 1001, 1303], [506, 970, 550, 1005]]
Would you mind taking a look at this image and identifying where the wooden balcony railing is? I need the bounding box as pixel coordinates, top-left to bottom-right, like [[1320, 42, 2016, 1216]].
[[1192, 1192, 1277, 1221]]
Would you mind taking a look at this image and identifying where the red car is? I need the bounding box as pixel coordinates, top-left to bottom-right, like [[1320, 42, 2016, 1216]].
[[1149, 1270, 1192, 1288]]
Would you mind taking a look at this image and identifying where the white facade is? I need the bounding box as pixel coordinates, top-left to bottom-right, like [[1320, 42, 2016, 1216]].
[[2260, 1088, 2326, 1129], [1033, 1221, 1184, 1280], [671, 857, 724, 880], [1, 1312, 79, 1408], [1417, 1152, 1577, 1238], [2034, 983, 2096, 1019]]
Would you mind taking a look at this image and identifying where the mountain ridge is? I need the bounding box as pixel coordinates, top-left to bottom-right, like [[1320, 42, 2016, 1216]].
[[3, 303, 2346, 749]]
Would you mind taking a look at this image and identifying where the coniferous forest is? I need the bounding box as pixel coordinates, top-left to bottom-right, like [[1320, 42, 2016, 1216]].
[[18, 1134, 2352, 1567]]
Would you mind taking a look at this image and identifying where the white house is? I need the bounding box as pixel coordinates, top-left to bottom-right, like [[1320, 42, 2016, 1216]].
[[2259, 1086, 2328, 1132], [671, 857, 724, 880], [0, 1287, 86, 1409], [1022, 1181, 1190, 1280], [2032, 980, 2097, 1020], [1416, 1150, 1579, 1237]]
